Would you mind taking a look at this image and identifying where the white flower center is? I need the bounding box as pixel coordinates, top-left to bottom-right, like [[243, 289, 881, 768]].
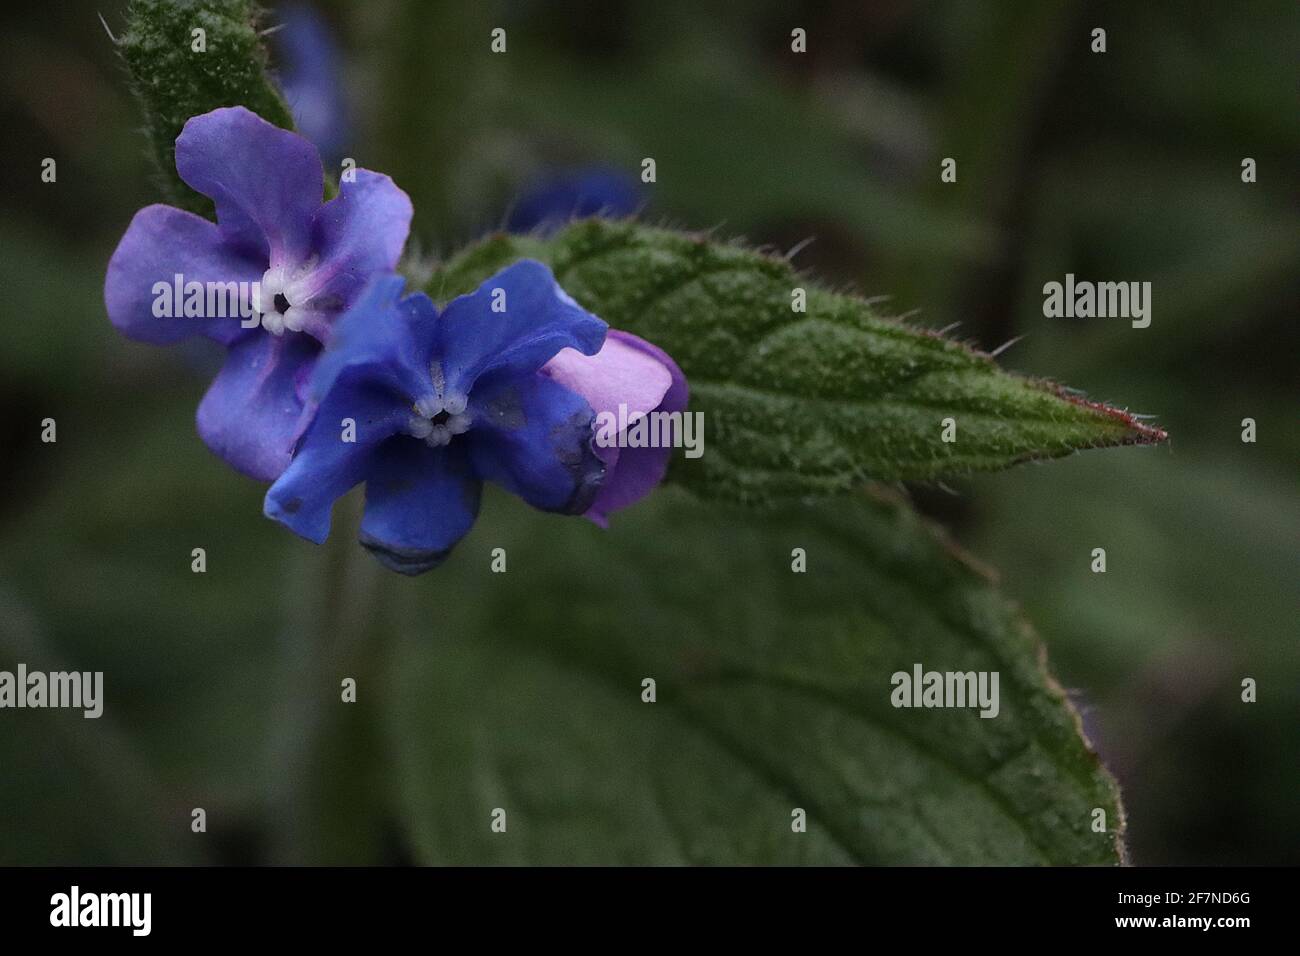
[[409, 388, 471, 448], [256, 263, 319, 336]]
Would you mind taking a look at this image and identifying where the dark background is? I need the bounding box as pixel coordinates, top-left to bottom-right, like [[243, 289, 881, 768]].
[[0, 0, 1295, 865]]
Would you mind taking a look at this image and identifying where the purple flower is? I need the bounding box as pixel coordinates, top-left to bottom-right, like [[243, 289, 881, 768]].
[[104, 106, 412, 481], [508, 168, 642, 234], [542, 331, 688, 527], [263, 261, 610, 574], [273, 2, 351, 163]]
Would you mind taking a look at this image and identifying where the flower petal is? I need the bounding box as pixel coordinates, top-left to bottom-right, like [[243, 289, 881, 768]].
[[105, 204, 264, 345], [175, 106, 323, 265], [196, 332, 320, 482], [617, 331, 689, 418], [358, 440, 482, 575], [437, 260, 606, 400], [544, 330, 688, 526], [466, 373, 604, 514], [300, 170, 413, 310], [585, 440, 671, 527], [311, 274, 433, 404], [263, 378, 409, 541], [542, 330, 674, 429]]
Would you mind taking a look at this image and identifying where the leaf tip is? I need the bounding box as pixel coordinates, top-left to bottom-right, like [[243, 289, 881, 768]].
[[1053, 387, 1169, 446]]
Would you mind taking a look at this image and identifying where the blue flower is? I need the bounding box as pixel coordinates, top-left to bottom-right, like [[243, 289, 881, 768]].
[[272, 2, 351, 163], [508, 167, 642, 234], [264, 261, 608, 574], [104, 106, 412, 481]]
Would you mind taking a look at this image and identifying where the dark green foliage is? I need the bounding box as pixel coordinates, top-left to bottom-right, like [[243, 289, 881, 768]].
[[118, 0, 294, 215]]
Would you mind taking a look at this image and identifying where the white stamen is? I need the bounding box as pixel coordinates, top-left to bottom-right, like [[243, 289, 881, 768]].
[[258, 266, 286, 311], [414, 395, 443, 418], [254, 263, 326, 336], [446, 413, 472, 436], [407, 416, 433, 439], [442, 392, 467, 415]]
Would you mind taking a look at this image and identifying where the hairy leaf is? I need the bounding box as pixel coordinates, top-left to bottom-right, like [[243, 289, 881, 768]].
[[116, 0, 295, 215], [430, 220, 1165, 503], [385, 487, 1125, 865]]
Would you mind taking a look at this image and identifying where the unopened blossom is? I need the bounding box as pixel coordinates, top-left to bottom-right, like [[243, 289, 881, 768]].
[[542, 331, 688, 527]]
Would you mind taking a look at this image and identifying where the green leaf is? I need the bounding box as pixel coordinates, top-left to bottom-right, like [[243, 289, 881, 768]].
[[968, 452, 1300, 864], [385, 487, 1125, 865], [430, 220, 1166, 503], [116, 0, 295, 215]]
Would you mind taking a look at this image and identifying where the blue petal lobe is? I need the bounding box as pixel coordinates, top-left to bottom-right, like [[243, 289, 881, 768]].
[[105, 204, 264, 346], [312, 274, 433, 403], [196, 332, 319, 481], [174, 106, 323, 265], [466, 373, 604, 514], [305, 170, 413, 310], [359, 440, 482, 575], [437, 260, 606, 399], [263, 377, 408, 542]]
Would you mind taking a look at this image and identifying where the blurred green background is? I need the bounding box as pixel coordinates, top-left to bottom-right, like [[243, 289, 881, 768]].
[[0, 0, 1295, 864]]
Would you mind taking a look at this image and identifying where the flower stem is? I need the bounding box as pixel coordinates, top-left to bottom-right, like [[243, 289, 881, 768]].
[[268, 488, 393, 863]]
